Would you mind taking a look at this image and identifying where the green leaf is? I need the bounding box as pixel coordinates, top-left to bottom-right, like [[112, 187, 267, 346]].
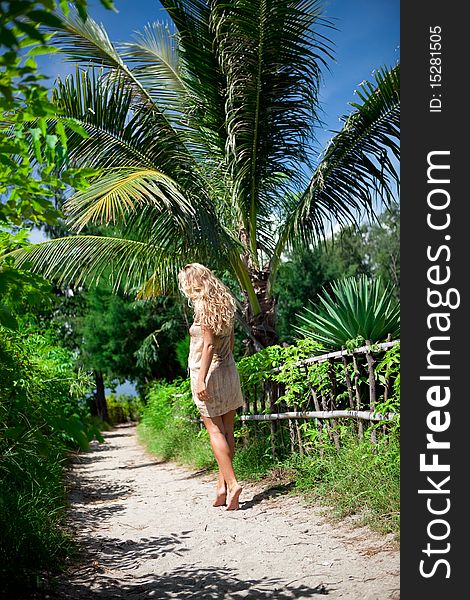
[[38, 117, 47, 137], [45, 133, 58, 160], [24, 56, 37, 70], [11, 20, 45, 43], [0, 304, 18, 330], [27, 44, 59, 56], [63, 118, 90, 138], [55, 119, 68, 147], [27, 10, 64, 28], [0, 25, 19, 48], [99, 0, 116, 10], [59, 0, 70, 16]]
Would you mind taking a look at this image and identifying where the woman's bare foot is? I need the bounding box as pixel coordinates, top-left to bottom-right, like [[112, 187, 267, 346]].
[[212, 487, 227, 507], [226, 484, 242, 511]]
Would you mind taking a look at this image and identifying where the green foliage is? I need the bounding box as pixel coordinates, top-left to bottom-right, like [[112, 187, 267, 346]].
[[285, 434, 400, 535], [138, 379, 214, 469], [1, 2, 115, 347], [238, 338, 325, 407], [232, 424, 277, 480], [0, 227, 54, 331], [175, 334, 190, 372], [0, 34, 97, 228], [238, 337, 400, 421], [0, 321, 102, 590], [374, 342, 400, 432], [106, 393, 144, 425], [295, 275, 400, 349], [1, 1, 119, 593], [77, 286, 188, 388], [274, 208, 400, 344], [237, 343, 287, 387], [363, 203, 400, 297], [274, 232, 365, 343]]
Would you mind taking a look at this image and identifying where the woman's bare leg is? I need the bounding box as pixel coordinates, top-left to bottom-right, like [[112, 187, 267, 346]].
[[222, 410, 236, 459], [221, 410, 242, 510], [213, 470, 226, 506], [202, 413, 241, 509], [212, 411, 236, 506]]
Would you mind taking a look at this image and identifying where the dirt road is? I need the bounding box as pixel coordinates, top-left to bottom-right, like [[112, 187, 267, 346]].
[[51, 424, 399, 599]]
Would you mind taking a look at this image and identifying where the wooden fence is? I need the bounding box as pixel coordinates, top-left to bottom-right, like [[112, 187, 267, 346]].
[[238, 338, 400, 456]]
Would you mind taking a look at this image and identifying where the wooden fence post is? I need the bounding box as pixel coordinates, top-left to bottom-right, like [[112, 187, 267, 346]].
[[352, 354, 364, 441], [306, 367, 324, 458], [341, 351, 356, 411], [382, 333, 393, 438], [266, 380, 277, 460], [365, 340, 377, 446], [293, 403, 304, 455], [328, 359, 341, 450]]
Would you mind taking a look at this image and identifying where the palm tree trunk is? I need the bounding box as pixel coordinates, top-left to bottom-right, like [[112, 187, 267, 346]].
[[243, 266, 278, 352]]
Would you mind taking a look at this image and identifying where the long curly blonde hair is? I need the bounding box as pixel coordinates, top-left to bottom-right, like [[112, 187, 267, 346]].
[[178, 263, 236, 335]]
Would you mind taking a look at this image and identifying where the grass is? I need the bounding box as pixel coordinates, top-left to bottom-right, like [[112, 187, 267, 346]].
[[0, 442, 75, 595], [284, 436, 400, 537]]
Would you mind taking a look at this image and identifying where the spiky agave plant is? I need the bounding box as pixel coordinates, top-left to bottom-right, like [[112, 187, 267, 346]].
[[294, 275, 400, 350]]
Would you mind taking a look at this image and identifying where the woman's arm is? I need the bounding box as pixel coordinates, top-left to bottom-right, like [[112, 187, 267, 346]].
[[230, 327, 235, 353], [196, 325, 216, 402]]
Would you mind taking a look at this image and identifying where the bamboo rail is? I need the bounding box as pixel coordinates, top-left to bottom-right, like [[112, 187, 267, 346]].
[[270, 339, 399, 372], [240, 410, 396, 422]]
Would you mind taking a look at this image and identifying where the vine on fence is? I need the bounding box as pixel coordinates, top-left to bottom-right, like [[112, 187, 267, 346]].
[[237, 338, 400, 453]]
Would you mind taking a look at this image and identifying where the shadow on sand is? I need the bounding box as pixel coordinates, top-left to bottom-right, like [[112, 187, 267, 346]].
[[42, 531, 330, 599], [240, 482, 295, 511]]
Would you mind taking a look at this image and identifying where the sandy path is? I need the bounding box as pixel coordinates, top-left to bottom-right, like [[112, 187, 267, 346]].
[[52, 424, 399, 599]]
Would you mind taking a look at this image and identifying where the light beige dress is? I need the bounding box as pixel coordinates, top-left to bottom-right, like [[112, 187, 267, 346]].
[[188, 322, 244, 418]]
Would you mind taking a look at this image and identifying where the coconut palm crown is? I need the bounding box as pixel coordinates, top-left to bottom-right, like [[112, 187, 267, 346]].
[[11, 0, 400, 348]]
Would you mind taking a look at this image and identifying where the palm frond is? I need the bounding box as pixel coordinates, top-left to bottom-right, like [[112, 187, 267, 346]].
[[48, 7, 201, 166], [48, 7, 155, 106], [8, 235, 170, 295], [119, 21, 187, 117], [212, 0, 334, 256], [270, 63, 400, 288], [52, 68, 154, 169], [160, 0, 228, 158], [63, 167, 196, 232], [52, 68, 206, 189]]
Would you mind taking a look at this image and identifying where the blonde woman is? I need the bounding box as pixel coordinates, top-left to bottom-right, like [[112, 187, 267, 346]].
[[178, 263, 244, 510]]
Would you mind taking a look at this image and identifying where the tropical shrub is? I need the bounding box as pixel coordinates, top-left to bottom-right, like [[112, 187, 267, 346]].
[[0, 322, 100, 590], [294, 275, 400, 349], [106, 393, 145, 425], [137, 379, 214, 469], [238, 337, 400, 435]]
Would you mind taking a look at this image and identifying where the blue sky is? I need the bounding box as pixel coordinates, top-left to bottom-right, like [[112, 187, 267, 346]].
[[38, 0, 399, 150]]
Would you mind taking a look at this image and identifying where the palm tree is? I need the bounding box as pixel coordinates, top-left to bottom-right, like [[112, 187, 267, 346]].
[[12, 0, 399, 349]]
